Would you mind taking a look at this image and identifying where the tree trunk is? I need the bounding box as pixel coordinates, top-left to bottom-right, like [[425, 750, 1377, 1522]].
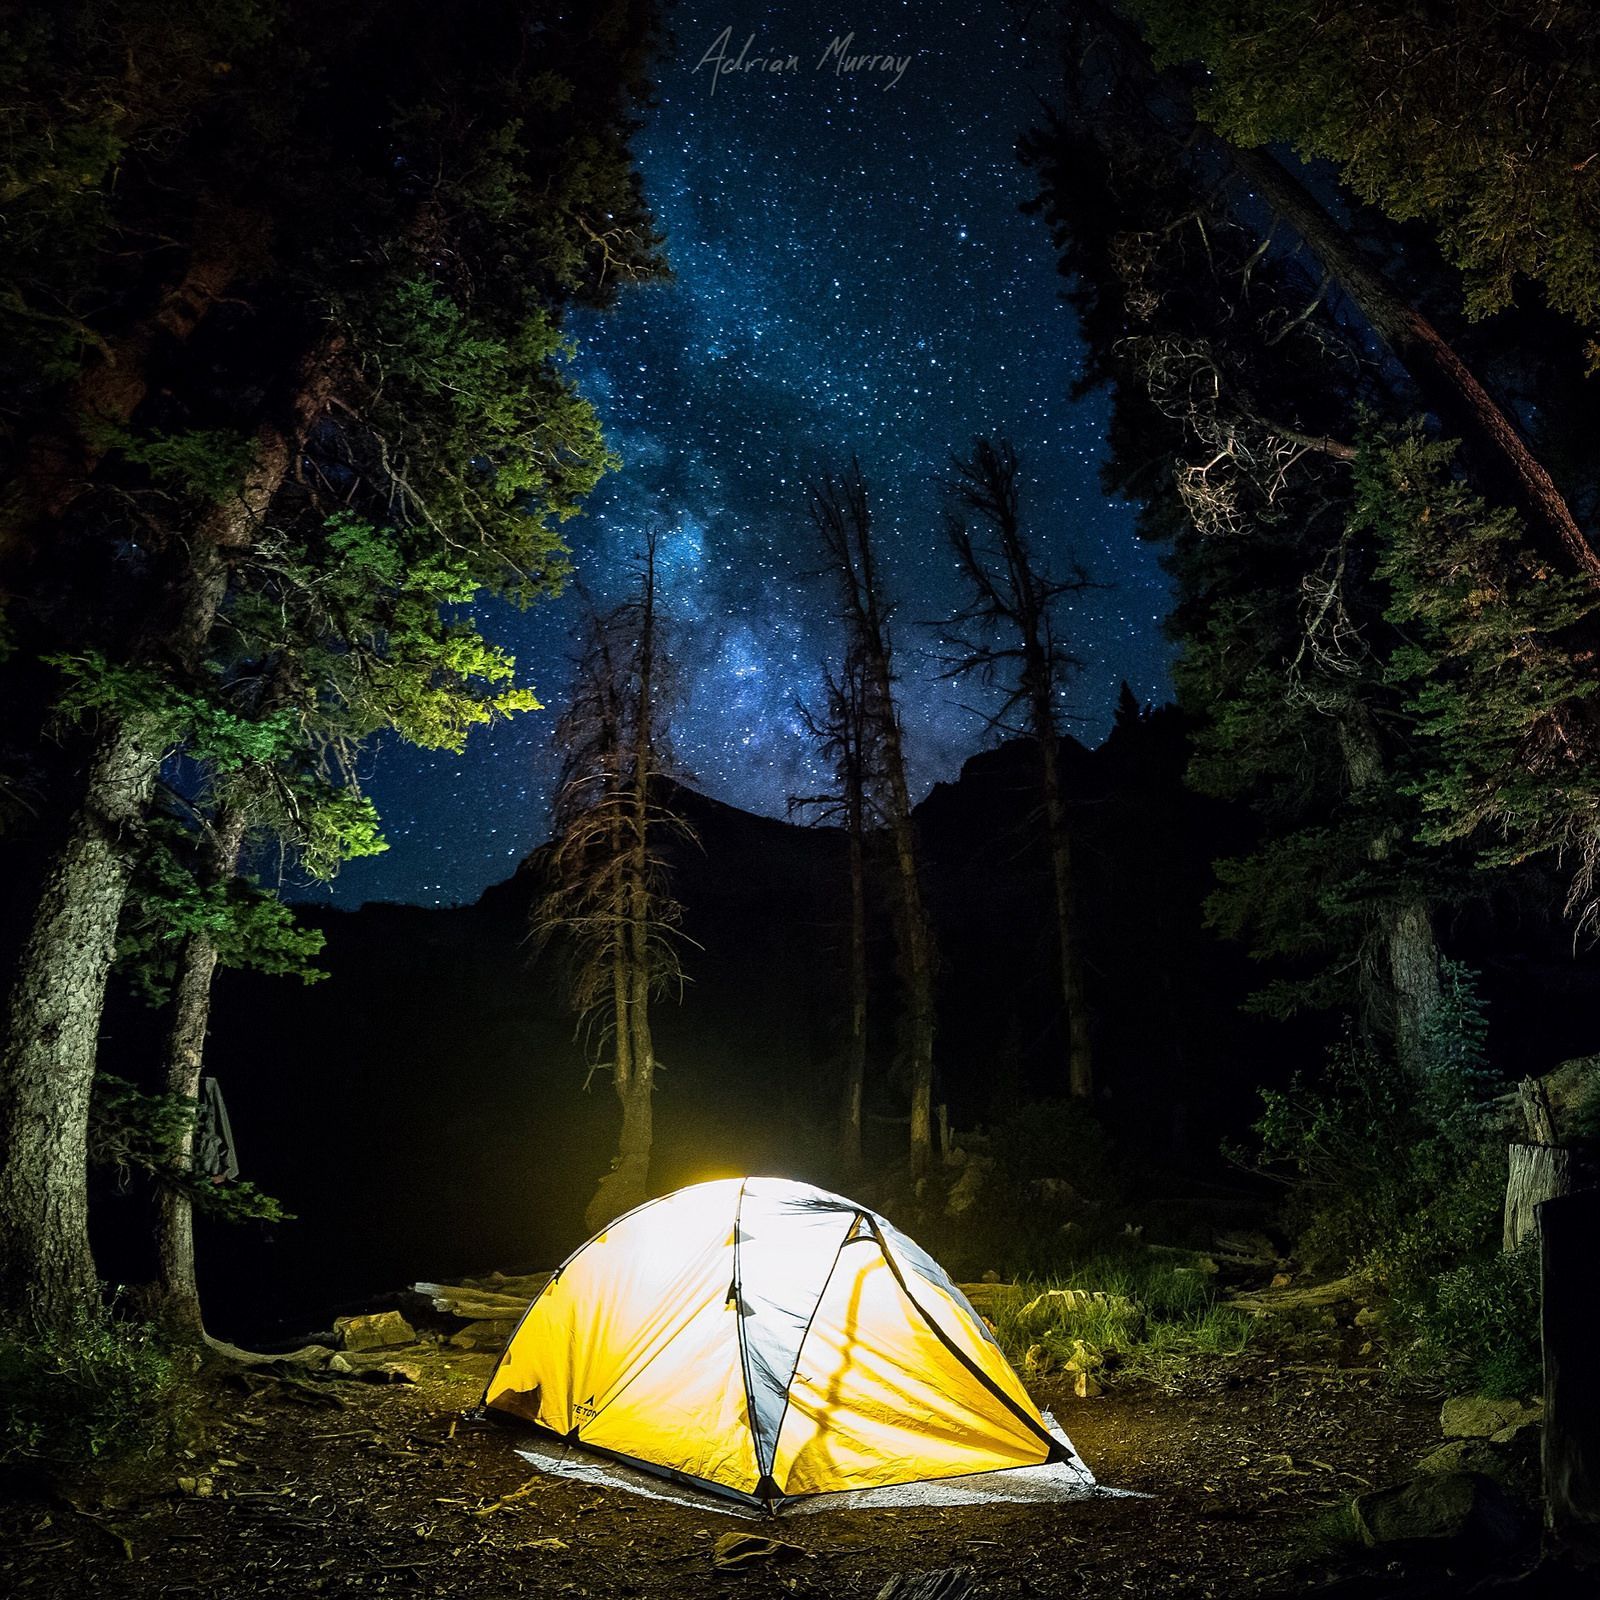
[[1387, 895, 1442, 1070], [1232, 148, 1600, 584], [1505, 1143, 1573, 1253], [1039, 730, 1092, 1101], [1540, 1188, 1600, 1563], [886, 804, 936, 1178], [1334, 703, 1440, 1063], [0, 418, 298, 1330], [873, 685, 935, 1177], [586, 1079, 652, 1235], [840, 803, 867, 1175], [0, 717, 160, 1327], [156, 805, 250, 1336]]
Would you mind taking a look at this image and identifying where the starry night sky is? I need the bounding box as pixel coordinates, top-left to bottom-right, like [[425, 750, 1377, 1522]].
[[322, 0, 1175, 908]]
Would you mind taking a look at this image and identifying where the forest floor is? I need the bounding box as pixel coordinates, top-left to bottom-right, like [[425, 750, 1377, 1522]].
[[1, 1295, 1504, 1600]]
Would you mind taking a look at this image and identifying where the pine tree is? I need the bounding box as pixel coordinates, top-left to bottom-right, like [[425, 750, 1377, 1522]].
[[791, 649, 877, 1173], [809, 463, 940, 1176], [534, 539, 692, 1232], [0, 0, 667, 1329], [941, 436, 1097, 1099]]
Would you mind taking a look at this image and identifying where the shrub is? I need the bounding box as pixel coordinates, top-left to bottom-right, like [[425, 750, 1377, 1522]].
[[0, 1307, 193, 1472], [1248, 961, 1539, 1391], [990, 1254, 1255, 1391], [1395, 1243, 1542, 1399]]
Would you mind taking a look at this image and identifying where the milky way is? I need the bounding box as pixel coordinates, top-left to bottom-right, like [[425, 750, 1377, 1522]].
[[320, 0, 1175, 907]]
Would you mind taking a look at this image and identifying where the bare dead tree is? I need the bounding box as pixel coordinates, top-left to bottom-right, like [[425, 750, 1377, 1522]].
[[790, 648, 878, 1175], [941, 436, 1098, 1100], [809, 463, 939, 1177], [533, 535, 693, 1231]]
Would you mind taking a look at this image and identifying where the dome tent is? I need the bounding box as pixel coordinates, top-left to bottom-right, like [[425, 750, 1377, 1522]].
[[483, 1176, 1085, 1509]]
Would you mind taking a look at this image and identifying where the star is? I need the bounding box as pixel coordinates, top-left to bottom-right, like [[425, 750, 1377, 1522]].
[[318, 0, 1175, 908]]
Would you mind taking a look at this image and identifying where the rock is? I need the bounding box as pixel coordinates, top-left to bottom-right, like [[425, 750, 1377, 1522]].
[[371, 1362, 420, 1385], [1061, 1339, 1102, 1374], [176, 1476, 215, 1497], [1352, 1471, 1523, 1556], [1270, 1272, 1293, 1289], [945, 1159, 990, 1216], [981, 1269, 1001, 1284], [1354, 1306, 1382, 1327], [333, 1310, 415, 1351], [1027, 1176, 1083, 1207], [327, 1353, 355, 1374], [1440, 1395, 1542, 1440], [1019, 1287, 1138, 1325], [711, 1532, 805, 1569], [1490, 1417, 1541, 1447], [1072, 1370, 1102, 1399], [1416, 1439, 1501, 1477]]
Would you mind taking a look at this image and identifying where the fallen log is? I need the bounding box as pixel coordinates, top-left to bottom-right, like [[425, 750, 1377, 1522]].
[[410, 1278, 547, 1321]]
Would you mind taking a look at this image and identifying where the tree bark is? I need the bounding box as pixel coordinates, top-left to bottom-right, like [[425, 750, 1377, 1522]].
[[0, 415, 301, 1330], [586, 1076, 652, 1235], [156, 804, 250, 1336], [1540, 1187, 1600, 1563], [1334, 702, 1440, 1063], [0, 717, 161, 1327], [1505, 1143, 1573, 1253], [1232, 148, 1600, 584]]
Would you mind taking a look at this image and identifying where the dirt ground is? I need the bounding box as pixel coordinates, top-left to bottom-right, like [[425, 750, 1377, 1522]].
[[0, 1331, 1458, 1600]]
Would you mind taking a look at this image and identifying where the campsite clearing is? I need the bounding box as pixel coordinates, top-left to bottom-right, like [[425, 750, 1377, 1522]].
[[0, 1330, 1441, 1597]]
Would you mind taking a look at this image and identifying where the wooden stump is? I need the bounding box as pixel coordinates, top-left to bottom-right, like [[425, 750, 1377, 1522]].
[[1506, 1143, 1574, 1251], [1540, 1188, 1600, 1564]]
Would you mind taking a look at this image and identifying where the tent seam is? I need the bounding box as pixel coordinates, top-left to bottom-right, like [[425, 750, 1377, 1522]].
[[757, 1211, 862, 1489], [862, 1213, 1062, 1459], [730, 1177, 770, 1506]]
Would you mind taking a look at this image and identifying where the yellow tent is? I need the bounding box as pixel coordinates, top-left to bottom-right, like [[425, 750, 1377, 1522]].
[[483, 1176, 1077, 1508]]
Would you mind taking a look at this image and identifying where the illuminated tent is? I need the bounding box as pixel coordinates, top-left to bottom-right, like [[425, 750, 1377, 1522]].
[[483, 1176, 1078, 1509]]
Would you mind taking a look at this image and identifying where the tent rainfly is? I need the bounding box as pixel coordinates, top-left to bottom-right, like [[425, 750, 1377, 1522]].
[[483, 1176, 1084, 1509]]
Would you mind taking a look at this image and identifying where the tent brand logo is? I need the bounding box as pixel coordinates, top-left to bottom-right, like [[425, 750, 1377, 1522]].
[[574, 1397, 598, 1422]]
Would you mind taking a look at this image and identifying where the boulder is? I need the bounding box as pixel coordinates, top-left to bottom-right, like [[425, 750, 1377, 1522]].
[[1416, 1439, 1500, 1477], [1439, 1395, 1541, 1440], [333, 1310, 416, 1351], [1352, 1472, 1523, 1556]]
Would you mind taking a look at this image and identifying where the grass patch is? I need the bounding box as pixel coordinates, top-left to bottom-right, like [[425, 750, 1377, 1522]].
[[0, 1306, 196, 1474], [989, 1252, 1257, 1390]]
